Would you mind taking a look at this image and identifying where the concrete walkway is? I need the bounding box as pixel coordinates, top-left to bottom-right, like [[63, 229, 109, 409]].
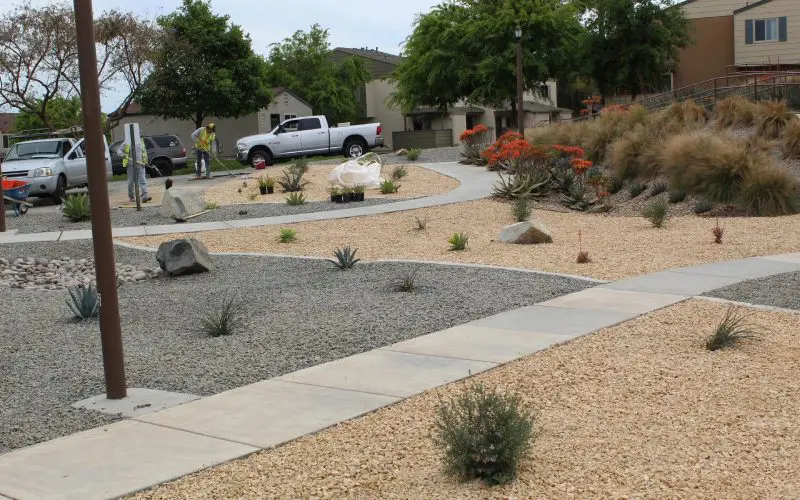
[[0, 162, 495, 244], [1, 252, 799, 499]]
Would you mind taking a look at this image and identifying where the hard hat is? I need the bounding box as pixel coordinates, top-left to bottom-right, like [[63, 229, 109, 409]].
[[208, 123, 216, 130]]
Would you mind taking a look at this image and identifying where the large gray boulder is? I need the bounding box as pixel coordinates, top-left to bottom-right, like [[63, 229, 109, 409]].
[[160, 188, 205, 221], [498, 220, 553, 244], [156, 238, 213, 276]]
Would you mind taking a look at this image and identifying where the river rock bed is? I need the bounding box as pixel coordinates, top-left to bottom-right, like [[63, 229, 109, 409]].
[[0, 256, 161, 291]]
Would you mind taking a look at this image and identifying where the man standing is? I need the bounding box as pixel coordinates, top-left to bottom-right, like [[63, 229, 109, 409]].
[[191, 123, 216, 179], [118, 139, 151, 203]]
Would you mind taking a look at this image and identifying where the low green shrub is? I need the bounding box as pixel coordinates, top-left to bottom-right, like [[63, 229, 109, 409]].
[[668, 189, 687, 203], [628, 181, 647, 198], [642, 197, 669, 228], [391, 165, 408, 180], [693, 200, 714, 214], [62, 193, 91, 222], [433, 384, 534, 486], [448, 232, 469, 251], [380, 179, 400, 194], [406, 148, 422, 161], [277, 228, 296, 243]]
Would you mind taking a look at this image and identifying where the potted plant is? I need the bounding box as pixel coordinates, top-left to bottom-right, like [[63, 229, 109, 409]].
[[265, 176, 275, 194], [329, 186, 342, 203], [353, 184, 365, 202], [342, 186, 354, 203], [258, 176, 268, 195]]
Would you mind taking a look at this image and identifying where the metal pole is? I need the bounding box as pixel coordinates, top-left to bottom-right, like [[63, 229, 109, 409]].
[[129, 124, 141, 211], [516, 38, 524, 136], [0, 167, 6, 233], [73, 0, 127, 399]]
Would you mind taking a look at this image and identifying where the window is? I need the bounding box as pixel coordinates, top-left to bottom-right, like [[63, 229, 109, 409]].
[[143, 138, 157, 149], [298, 118, 321, 131], [270, 114, 281, 129], [284, 114, 297, 121], [282, 120, 300, 132], [2, 135, 8, 149], [151, 135, 179, 148], [747, 17, 786, 44], [755, 18, 778, 42]]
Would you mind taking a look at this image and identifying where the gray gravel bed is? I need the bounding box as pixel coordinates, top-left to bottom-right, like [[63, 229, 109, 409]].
[[0, 240, 594, 453], [704, 271, 800, 311], [4, 197, 402, 234], [380, 146, 463, 165]]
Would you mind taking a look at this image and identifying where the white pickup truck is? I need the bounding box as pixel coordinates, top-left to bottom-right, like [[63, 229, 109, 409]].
[[0, 137, 112, 203], [235, 115, 384, 167]]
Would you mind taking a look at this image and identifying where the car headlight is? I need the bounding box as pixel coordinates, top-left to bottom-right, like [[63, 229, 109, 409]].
[[33, 167, 53, 177], [236, 143, 247, 152]]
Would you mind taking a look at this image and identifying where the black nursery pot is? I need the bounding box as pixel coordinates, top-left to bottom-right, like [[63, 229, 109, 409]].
[[344, 193, 353, 202], [259, 186, 267, 195], [355, 192, 365, 202], [333, 194, 344, 203], [267, 186, 274, 194]]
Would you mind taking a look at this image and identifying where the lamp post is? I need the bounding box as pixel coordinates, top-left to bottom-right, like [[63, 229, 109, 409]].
[[515, 25, 524, 136], [73, 0, 127, 399]]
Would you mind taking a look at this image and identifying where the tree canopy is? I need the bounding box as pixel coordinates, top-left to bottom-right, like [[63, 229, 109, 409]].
[[0, 2, 157, 131], [390, 0, 585, 113], [265, 25, 370, 125], [581, 0, 692, 100], [138, 0, 272, 129]]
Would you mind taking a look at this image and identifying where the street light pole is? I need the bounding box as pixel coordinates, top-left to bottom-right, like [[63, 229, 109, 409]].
[[515, 26, 524, 136], [73, 0, 127, 399]]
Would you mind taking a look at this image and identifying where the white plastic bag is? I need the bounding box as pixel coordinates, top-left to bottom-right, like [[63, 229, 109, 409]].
[[328, 152, 383, 188]]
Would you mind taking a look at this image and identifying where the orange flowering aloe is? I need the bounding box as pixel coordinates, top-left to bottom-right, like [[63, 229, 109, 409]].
[[482, 135, 547, 173], [459, 124, 491, 165]]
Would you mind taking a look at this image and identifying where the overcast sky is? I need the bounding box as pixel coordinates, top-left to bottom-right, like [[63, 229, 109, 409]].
[[0, 0, 441, 112]]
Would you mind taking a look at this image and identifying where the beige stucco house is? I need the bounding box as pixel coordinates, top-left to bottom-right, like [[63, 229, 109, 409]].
[[331, 47, 571, 150], [110, 88, 312, 157]]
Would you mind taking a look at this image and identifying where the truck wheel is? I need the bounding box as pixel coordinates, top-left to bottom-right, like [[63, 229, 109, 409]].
[[249, 148, 272, 168], [52, 175, 67, 205], [152, 158, 173, 177], [344, 139, 367, 159]]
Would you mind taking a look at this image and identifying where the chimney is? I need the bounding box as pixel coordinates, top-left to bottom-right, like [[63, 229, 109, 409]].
[[375, 47, 379, 51]]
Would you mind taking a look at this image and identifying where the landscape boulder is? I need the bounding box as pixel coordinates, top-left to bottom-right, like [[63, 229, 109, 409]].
[[156, 238, 214, 276], [498, 220, 553, 244], [395, 148, 409, 156], [160, 188, 205, 221]]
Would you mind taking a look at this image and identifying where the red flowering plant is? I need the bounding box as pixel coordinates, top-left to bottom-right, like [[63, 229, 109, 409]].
[[482, 133, 548, 174], [459, 124, 491, 165]]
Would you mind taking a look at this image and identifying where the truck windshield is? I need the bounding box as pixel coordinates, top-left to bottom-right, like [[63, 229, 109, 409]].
[[3, 141, 64, 162]]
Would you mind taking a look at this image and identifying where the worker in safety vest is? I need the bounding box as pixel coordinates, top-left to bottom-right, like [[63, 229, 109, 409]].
[[191, 123, 216, 179], [118, 140, 151, 203]]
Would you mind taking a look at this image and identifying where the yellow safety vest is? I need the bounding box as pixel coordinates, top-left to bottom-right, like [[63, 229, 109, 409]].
[[195, 129, 215, 152], [122, 142, 148, 168]]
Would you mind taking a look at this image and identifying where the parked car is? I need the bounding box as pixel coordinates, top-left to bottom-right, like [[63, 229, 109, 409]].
[[110, 134, 187, 176], [0, 137, 112, 203], [235, 115, 384, 167]]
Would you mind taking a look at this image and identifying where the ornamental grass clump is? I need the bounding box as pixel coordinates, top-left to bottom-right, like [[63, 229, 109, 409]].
[[756, 100, 796, 139], [714, 95, 757, 129], [705, 306, 758, 351], [433, 384, 534, 486], [782, 120, 800, 159]]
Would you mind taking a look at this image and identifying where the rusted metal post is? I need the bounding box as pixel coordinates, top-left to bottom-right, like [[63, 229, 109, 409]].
[[515, 29, 524, 136], [0, 169, 6, 233], [73, 0, 127, 399]]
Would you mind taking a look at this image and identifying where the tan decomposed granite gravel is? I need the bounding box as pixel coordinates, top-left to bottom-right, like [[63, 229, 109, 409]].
[[122, 199, 800, 281], [202, 164, 459, 205], [132, 299, 800, 499]]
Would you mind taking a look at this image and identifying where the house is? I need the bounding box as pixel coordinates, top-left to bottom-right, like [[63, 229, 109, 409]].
[[330, 47, 571, 150], [109, 88, 312, 157], [673, 0, 800, 89], [0, 112, 17, 158]]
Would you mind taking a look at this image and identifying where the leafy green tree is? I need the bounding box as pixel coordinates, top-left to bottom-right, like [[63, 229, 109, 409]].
[[581, 0, 692, 101], [265, 25, 370, 125], [391, 0, 584, 113], [13, 96, 83, 133], [138, 0, 272, 129]]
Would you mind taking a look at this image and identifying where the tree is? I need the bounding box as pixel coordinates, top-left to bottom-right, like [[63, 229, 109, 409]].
[[390, 0, 585, 113], [265, 25, 370, 125], [13, 96, 83, 132], [138, 0, 272, 129], [0, 2, 159, 132], [581, 0, 692, 101]]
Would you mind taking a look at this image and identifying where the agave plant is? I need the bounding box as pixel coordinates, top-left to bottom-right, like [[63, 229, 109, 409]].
[[560, 184, 596, 211], [550, 167, 576, 195], [278, 167, 308, 192], [66, 283, 99, 320], [448, 232, 469, 251], [380, 179, 400, 194], [199, 293, 244, 337], [492, 172, 550, 200], [285, 192, 307, 205], [62, 193, 91, 222], [330, 246, 361, 270]]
